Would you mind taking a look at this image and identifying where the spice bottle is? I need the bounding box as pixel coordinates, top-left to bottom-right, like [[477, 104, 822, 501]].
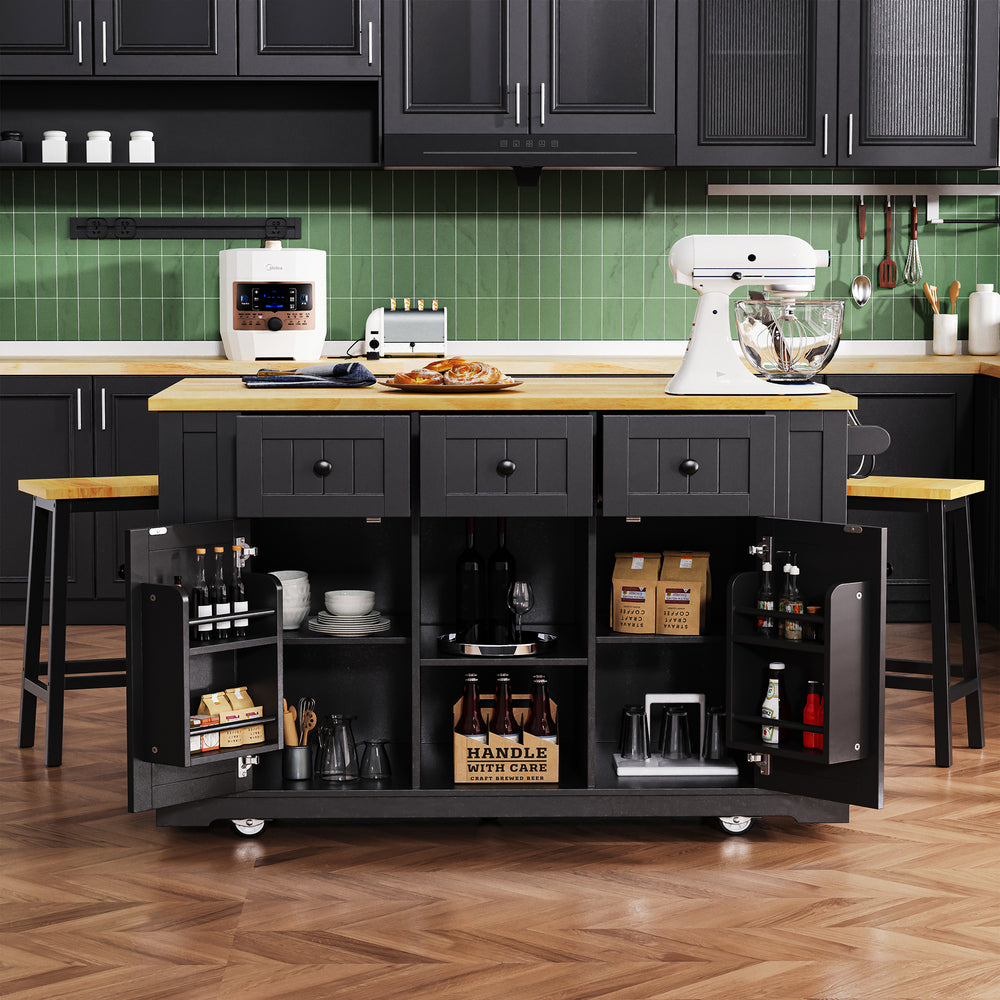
[[781, 565, 804, 641], [0, 131, 24, 163], [41, 130, 68, 163], [86, 130, 112, 163], [756, 561, 775, 637], [128, 130, 155, 163]]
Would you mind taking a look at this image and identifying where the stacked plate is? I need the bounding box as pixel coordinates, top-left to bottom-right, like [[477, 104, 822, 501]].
[[308, 610, 391, 636]]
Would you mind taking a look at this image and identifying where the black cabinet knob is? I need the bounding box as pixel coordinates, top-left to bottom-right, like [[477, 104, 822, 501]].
[[497, 458, 516, 477], [679, 458, 700, 476], [117, 563, 126, 580], [313, 459, 333, 477]]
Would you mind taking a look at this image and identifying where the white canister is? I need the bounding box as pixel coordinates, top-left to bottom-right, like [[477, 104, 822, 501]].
[[129, 130, 155, 163], [41, 130, 68, 163], [967, 283, 1000, 355], [86, 130, 112, 163], [932, 313, 958, 356]]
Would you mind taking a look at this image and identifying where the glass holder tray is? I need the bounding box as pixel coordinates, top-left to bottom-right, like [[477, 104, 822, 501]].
[[437, 631, 558, 657]]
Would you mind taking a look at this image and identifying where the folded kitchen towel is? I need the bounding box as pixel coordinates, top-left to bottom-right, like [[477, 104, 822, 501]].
[[242, 362, 377, 389]]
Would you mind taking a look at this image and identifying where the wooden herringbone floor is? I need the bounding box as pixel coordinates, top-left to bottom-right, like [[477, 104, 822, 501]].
[[2, 623, 999, 1000]]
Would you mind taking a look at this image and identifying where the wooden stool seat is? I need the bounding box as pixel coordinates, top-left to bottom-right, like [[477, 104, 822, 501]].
[[18, 475, 159, 767], [847, 474, 985, 767]]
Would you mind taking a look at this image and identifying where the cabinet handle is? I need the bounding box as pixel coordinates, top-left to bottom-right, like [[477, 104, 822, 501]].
[[497, 458, 516, 477], [540, 82, 546, 126], [100, 387, 106, 430], [679, 459, 699, 476], [313, 459, 333, 477], [515, 82, 521, 126], [822, 113, 828, 156], [101, 19, 107, 64], [76, 387, 82, 431], [847, 113, 854, 156], [367, 20, 373, 65], [77, 20, 83, 64]]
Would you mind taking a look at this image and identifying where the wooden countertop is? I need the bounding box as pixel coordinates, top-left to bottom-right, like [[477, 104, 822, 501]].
[[148, 376, 858, 412], [1, 353, 998, 378]]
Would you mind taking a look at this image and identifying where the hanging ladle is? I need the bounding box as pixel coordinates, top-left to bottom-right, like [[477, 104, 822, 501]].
[[851, 196, 872, 307]]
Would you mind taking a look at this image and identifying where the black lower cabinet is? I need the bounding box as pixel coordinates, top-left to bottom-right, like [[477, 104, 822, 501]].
[[128, 511, 885, 831]]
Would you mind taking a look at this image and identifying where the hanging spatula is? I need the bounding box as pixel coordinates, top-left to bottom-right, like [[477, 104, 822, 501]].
[[878, 196, 897, 289]]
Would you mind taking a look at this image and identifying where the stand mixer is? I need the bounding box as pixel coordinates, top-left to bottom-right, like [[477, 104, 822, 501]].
[[666, 234, 842, 395]]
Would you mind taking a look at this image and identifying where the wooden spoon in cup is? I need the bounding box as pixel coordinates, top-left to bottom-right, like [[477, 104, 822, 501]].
[[948, 280, 961, 314]]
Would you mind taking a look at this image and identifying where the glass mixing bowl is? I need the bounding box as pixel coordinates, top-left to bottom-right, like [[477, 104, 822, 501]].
[[733, 298, 844, 383]]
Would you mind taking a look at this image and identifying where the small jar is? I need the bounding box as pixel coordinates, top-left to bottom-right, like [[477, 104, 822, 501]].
[[128, 130, 155, 163], [41, 130, 68, 163], [86, 130, 112, 163], [0, 130, 24, 163]]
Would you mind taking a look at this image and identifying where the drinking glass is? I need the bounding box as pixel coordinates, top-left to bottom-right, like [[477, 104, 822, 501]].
[[506, 581, 534, 642], [360, 739, 391, 780]]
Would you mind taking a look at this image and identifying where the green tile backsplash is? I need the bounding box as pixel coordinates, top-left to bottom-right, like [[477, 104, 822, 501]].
[[2, 167, 999, 345]]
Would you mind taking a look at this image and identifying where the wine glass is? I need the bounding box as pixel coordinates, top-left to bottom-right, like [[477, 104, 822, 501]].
[[506, 581, 534, 642]]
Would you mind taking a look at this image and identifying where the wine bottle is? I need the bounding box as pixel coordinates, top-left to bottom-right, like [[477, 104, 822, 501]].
[[212, 546, 231, 636], [192, 548, 212, 642], [524, 673, 558, 743], [489, 672, 521, 742], [486, 517, 516, 643], [455, 672, 488, 743], [231, 544, 249, 639], [455, 517, 485, 641]]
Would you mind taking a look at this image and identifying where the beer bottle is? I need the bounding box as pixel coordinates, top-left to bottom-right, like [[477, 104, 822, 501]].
[[212, 546, 231, 636], [231, 544, 249, 639], [455, 672, 488, 743], [761, 661, 786, 745], [524, 673, 558, 743], [803, 679, 824, 752], [489, 671, 521, 742], [192, 548, 212, 642], [756, 561, 775, 637]]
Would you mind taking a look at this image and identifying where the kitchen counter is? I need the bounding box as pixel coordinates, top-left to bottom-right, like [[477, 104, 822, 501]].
[[147, 376, 859, 412]]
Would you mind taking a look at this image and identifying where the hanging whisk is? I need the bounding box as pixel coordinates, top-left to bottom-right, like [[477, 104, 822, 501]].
[[903, 197, 923, 285]]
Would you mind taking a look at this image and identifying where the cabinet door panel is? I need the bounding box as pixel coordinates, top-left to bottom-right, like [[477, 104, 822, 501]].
[[93, 0, 237, 75], [0, 0, 92, 75]]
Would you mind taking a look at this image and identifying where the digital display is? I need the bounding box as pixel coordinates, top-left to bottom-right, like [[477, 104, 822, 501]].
[[235, 282, 312, 312]]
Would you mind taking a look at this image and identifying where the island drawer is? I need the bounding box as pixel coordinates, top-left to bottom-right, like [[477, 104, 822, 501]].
[[419, 414, 593, 516], [602, 414, 777, 517], [235, 415, 410, 517]]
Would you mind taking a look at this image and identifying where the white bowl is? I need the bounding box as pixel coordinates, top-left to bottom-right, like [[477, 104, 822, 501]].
[[324, 589, 375, 616], [282, 605, 310, 630]]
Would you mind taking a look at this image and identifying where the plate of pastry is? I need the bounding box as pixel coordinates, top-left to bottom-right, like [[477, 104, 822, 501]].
[[380, 357, 522, 392]]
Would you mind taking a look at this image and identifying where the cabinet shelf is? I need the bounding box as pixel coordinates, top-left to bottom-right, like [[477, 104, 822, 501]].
[[731, 635, 826, 654], [596, 629, 724, 645]]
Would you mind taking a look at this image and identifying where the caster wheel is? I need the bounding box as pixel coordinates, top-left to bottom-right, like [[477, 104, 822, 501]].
[[232, 818, 267, 838], [717, 815, 754, 835]]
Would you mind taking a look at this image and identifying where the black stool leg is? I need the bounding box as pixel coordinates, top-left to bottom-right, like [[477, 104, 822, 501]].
[[44, 501, 70, 768], [18, 500, 50, 749], [952, 498, 985, 749], [927, 500, 952, 768]]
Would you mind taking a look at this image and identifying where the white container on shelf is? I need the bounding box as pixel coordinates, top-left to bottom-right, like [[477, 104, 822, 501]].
[[86, 130, 112, 163], [41, 130, 68, 163], [128, 130, 155, 163], [967, 283, 1000, 355], [932, 313, 958, 356]]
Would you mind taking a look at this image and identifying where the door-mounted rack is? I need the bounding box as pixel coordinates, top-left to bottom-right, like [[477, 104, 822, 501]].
[[706, 185, 1000, 225]]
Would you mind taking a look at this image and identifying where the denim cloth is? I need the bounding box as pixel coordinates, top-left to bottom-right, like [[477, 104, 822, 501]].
[[242, 362, 377, 389]]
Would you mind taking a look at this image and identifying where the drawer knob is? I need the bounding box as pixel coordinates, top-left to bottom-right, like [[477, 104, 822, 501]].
[[497, 458, 516, 477], [679, 459, 700, 476], [313, 459, 333, 478]]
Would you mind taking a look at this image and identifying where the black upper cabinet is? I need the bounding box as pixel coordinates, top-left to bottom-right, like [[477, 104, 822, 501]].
[[237, 0, 380, 75], [383, 0, 675, 166], [0, 0, 92, 75], [676, 0, 1000, 168]]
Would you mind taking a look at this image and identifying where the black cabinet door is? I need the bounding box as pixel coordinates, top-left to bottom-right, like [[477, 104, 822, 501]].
[[530, 0, 673, 135], [383, 0, 529, 135], [0, 0, 92, 75], [838, 0, 999, 167], [237, 0, 380, 75], [676, 0, 839, 166], [93, 0, 237, 75], [0, 377, 95, 608], [93, 377, 174, 602]]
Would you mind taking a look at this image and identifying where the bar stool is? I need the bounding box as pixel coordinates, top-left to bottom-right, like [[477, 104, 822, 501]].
[[847, 475, 985, 767], [17, 475, 159, 767]]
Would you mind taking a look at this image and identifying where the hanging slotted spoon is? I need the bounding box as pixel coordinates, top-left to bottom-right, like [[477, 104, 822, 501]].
[[851, 196, 872, 306]]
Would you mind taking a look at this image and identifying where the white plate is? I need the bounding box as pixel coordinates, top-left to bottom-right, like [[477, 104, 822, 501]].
[[316, 610, 383, 623], [308, 616, 391, 635]]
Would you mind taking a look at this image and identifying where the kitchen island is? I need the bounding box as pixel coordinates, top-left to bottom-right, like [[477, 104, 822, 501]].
[[127, 376, 886, 836]]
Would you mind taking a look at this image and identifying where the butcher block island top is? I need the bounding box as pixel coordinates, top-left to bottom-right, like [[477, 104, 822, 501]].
[[147, 377, 858, 412]]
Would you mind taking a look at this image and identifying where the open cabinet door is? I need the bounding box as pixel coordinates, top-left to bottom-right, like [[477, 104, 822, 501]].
[[127, 519, 281, 813], [728, 518, 887, 810]]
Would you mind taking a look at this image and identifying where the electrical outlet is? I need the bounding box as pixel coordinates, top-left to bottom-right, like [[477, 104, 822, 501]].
[[114, 217, 137, 239], [84, 217, 108, 239]]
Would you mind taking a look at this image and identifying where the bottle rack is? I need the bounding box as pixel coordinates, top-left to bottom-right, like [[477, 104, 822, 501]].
[[727, 572, 871, 766], [139, 573, 283, 768]]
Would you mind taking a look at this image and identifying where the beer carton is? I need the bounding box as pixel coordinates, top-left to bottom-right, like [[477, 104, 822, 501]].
[[610, 552, 662, 633], [655, 550, 711, 635], [453, 694, 559, 784], [197, 690, 244, 749]]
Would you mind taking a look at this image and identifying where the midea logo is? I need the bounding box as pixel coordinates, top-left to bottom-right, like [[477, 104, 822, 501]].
[[265, 263, 284, 271]]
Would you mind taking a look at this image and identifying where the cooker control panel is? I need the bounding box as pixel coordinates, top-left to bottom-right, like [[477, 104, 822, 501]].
[[231, 282, 316, 331]]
